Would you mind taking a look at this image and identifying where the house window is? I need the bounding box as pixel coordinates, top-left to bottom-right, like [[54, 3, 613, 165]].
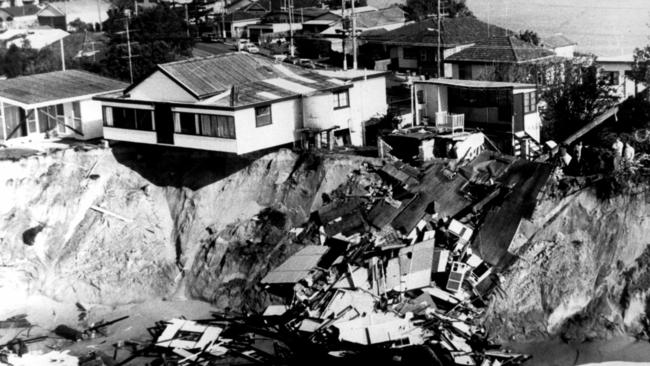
[[420, 49, 428, 61], [103, 106, 154, 131], [523, 92, 537, 114], [333, 90, 349, 109], [72, 101, 82, 133], [255, 106, 272, 127], [174, 112, 197, 134], [403, 47, 418, 60], [102, 106, 113, 127], [174, 112, 235, 138], [198, 114, 236, 138], [416, 90, 424, 104], [459, 64, 472, 80], [602, 71, 620, 85]]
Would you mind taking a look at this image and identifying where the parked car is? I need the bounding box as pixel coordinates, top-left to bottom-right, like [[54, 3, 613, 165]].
[[237, 38, 251, 51], [244, 44, 260, 54]]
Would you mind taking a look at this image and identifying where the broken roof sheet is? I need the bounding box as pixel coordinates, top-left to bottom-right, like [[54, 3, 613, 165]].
[[472, 161, 553, 267], [391, 192, 434, 235], [398, 239, 435, 290], [0, 70, 127, 107], [261, 245, 329, 284]]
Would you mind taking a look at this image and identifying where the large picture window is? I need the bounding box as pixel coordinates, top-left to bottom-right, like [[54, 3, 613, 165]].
[[173, 112, 236, 139], [333, 90, 349, 109], [103, 106, 154, 131], [255, 106, 272, 127]]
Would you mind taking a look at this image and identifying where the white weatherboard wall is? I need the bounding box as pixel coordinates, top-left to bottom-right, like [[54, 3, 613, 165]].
[[173, 133, 238, 153], [234, 98, 300, 155], [103, 127, 157, 144], [348, 77, 387, 146], [524, 112, 542, 142], [415, 83, 448, 123], [129, 71, 196, 103], [79, 99, 104, 139]]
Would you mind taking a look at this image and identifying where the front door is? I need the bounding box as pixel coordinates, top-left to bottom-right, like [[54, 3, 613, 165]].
[[154, 103, 174, 145]]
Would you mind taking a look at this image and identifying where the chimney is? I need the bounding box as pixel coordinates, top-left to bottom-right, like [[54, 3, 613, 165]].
[[229, 85, 239, 107]]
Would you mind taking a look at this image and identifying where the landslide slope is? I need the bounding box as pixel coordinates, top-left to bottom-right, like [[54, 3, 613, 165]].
[[485, 183, 650, 343], [0, 144, 373, 312]]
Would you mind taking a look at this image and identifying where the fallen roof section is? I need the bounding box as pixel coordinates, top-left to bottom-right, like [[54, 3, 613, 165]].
[[261, 245, 329, 284]]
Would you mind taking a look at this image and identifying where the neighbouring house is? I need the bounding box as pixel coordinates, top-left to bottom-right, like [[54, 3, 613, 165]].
[[212, 11, 263, 38], [224, 0, 269, 14], [597, 54, 646, 100], [0, 4, 39, 29], [540, 33, 576, 58], [95, 52, 388, 154], [36, 3, 65, 30], [413, 78, 543, 158], [445, 36, 558, 83], [314, 6, 408, 54], [0, 27, 68, 49], [0, 70, 128, 142], [245, 7, 329, 41], [361, 16, 510, 77], [0, 0, 38, 8]]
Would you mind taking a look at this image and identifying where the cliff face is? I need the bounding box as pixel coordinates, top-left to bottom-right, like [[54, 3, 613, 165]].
[[0, 144, 373, 311], [484, 184, 650, 343]]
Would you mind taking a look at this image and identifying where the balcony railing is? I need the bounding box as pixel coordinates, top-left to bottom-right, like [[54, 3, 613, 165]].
[[433, 112, 464, 134]]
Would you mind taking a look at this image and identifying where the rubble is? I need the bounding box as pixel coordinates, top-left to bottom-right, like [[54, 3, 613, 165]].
[[0, 142, 558, 365]]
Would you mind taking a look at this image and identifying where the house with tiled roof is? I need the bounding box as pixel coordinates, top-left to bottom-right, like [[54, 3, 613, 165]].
[[540, 34, 576, 58], [445, 36, 557, 81], [95, 52, 389, 154], [361, 16, 510, 77]]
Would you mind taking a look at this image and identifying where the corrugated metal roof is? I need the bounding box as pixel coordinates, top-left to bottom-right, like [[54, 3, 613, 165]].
[[156, 52, 344, 101], [0, 70, 128, 107], [416, 78, 537, 90]]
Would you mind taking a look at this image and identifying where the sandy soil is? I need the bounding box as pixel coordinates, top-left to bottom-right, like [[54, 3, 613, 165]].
[[508, 337, 650, 366]]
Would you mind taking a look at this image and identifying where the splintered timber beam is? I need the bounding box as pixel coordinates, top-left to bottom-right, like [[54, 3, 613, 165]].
[[90, 205, 133, 222]]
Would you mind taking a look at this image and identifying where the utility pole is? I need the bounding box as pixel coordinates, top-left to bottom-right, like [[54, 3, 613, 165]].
[[185, 4, 190, 38], [341, 0, 346, 70], [286, 0, 294, 57], [221, 10, 226, 38], [351, 0, 357, 69], [436, 0, 441, 78], [125, 13, 134, 84]]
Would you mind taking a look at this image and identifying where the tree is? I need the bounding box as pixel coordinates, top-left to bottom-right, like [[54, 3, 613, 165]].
[[517, 29, 540, 46], [630, 45, 650, 85], [100, 4, 193, 82], [402, 0, 472, 21], [541, 61, 620, 141], [0, 43, 60, 78]]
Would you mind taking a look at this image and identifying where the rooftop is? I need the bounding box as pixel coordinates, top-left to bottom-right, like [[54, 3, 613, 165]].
[[415, 78, 537, 90], [0, 70, 128, 108], [37, 3, 65, 17], [0, 4, 40, 18], [328, 5, 377, 17], [541, 33, 577, 49], [597, 54, 635, 63], [121, 52, 348, 108], [0, 28, 69, 50], [354, 6, 405, 29], [315, 68, 389, 81], [445, 36, 556, 64], [364, 16, 510, 47]]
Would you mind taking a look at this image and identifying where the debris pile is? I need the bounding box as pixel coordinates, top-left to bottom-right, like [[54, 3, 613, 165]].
[[1, 149, 555, 365]]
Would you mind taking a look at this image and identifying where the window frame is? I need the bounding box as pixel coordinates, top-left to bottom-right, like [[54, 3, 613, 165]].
[[402, 47, 418, 60], [255, 105, 272, 127], [173, 112, 236, 139], [523, 91, 537, 114], [333, 90, 350, 110]]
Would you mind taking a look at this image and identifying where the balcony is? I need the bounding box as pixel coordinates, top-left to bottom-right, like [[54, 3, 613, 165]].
[[433, 112, 465, 134]]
